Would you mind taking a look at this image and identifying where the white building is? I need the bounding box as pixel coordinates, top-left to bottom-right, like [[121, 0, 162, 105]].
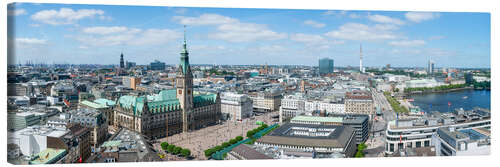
[[384, 74, 411, 83], [385, 109, 490, 154], [221, 92, 253, 121], [304, 100, 345, 114], [279, 94, 306, 123], [473, 76, 490, 82], [405, 78, 445, 88], [7, 125, 69, 159], [433, 127, 490, 156]]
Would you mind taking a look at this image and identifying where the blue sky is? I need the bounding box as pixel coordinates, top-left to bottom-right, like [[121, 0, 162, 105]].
[[7, 3, 490, 68]]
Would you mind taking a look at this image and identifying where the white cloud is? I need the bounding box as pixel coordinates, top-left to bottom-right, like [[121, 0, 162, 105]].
[[76, 26, 181, 46], [325, 23, 399, 41], [172, 14, 238, 26], [290, 33, 344, 45], [388, 40, 426, 47], [31, 8, 106, 25], [303, 20, 325, 28], [174, 13, 286, 42], [405, 12, 440, 23], [367, 14, 405, 25], [8, 9, 27, 16], [82, 26, 138, 35], [16, 38, 47, 45]]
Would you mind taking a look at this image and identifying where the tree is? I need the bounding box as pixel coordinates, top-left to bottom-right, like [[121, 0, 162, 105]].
[[160, 142, 169, 150], [214, 145, 223, 152], [247, 130, 256, 138], [229, 139, 237, 145], [167, 145, 175, 153], [355, 143, 367, 158], [235, 136, 243, 141], [222, 142, 230, 148], [173, 146, 182, 155], [181, 149, 191, 157], [205, 148, 215, 158]]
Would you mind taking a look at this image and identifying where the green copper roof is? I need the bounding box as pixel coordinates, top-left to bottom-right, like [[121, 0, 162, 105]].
[[101, 140, 122, 147], [30, 148, 67, 165], [118, 89, 217, 116], [81, 100, 108, 109], [94, 98, 116, 106], [179, 25, 190, 74]]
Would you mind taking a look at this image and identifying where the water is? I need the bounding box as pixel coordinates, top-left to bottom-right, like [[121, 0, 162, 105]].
[[408, 89, 490, 113]]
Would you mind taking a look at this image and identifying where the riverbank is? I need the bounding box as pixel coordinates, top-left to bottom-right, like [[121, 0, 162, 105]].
[[405, 86, 474, 95]]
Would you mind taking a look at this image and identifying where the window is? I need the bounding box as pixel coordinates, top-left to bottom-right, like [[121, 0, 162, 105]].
[[424, 140, 430, 147], [416, 141, 421, 148]]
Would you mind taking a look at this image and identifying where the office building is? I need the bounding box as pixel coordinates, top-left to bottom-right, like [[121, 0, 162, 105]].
[[344, 90, 374, 115], [290, 114, 369, 144], [255, 123, 357, 158], [385, 108, 490, 154], [68, 108, 108, 149], [318, 58, 334, 76], [149, 60, 166, 71], [433, 127, 490, 156], [122, 76, 141, 90], [221, 92, 253, 121]]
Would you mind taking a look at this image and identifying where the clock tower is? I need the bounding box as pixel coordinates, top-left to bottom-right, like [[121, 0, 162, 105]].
[[176, 26, 194, 132]]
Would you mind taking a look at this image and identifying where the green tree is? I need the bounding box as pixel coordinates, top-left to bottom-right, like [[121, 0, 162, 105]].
[[205, 148, 215, 158], [160, 142, 169, 150], [173, 146, 182, 155], [181, 149, 191, 157], [235, 136, 243, 141], [167, 145, 175, 153], [222, 142, 230, 148], [229, 139, 237, 145], [214, 145, 223, 152]]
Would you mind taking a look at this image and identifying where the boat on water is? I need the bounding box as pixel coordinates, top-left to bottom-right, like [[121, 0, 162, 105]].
[[463, 96, 468, 99]]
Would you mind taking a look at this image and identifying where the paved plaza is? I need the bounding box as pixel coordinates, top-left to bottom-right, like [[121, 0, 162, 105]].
[[153, 111, 279, 160]]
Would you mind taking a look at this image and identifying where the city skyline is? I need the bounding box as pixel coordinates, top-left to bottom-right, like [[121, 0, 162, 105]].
[[7, 3, 491, 68]]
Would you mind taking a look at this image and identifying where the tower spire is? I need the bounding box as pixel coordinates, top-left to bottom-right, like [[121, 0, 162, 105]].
[[359, 44, 363, 73]]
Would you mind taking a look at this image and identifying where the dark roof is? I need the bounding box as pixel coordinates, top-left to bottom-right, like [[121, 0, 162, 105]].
[[230, 144, 273, 160], [257, 123, 355, 148]]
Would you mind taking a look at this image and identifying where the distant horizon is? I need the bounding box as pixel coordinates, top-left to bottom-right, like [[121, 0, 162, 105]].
[[7, 3, 491, 68], [10, 62, 491, 70]]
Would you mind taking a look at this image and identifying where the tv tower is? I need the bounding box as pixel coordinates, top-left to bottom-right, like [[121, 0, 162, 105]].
[[359, 44, 364, 73]]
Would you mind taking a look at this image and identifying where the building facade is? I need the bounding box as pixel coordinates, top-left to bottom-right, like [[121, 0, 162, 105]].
[[221, 92, 253, 121], [344, 91, 374, 115], [113, 33, 221, 139]]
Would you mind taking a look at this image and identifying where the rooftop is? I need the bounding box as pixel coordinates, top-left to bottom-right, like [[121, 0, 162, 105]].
[[29, 148, 67, 165], [257, 123, 355, 148], [291, 116, 343, 123]]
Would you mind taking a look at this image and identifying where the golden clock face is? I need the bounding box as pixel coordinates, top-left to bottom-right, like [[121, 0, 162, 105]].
[[178, 90, 182, 94]]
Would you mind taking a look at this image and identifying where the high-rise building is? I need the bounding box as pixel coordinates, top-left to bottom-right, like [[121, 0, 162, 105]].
[[149, 60, 166, 71], [465, 72, 474, 84], [428, 58, 435, 75], [319, 58, 334, 76], [119, 52, 124, 69]]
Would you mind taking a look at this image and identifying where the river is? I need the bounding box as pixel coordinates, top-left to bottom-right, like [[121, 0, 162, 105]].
[[408, 89, 491, 113]]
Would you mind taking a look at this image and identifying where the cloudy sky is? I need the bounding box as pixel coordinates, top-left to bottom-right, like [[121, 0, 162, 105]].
[[7, 3, 490, 68]]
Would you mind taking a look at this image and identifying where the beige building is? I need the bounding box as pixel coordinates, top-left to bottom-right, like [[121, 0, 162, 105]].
[[344, 90, 374, 115]]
